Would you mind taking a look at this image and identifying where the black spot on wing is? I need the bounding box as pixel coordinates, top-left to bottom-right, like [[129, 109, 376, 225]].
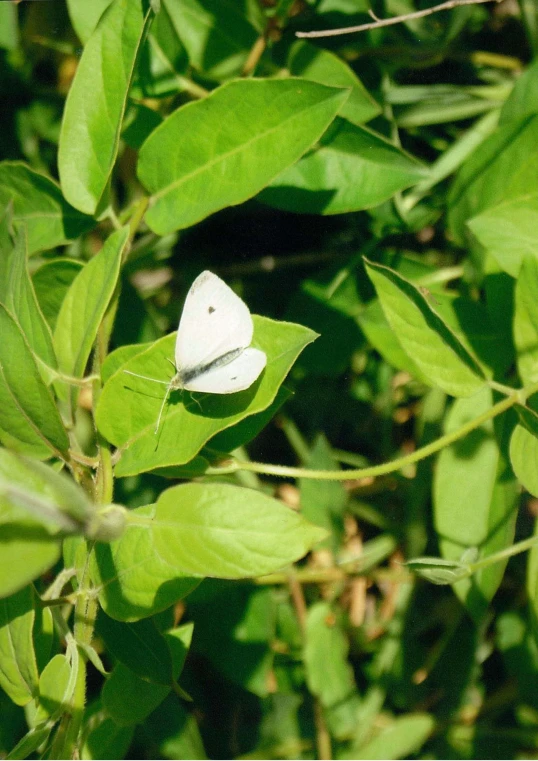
[[208, 305, 215, 314]]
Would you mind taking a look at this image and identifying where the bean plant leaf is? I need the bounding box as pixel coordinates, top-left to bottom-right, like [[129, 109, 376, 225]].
[[0, 586, 39, 706], [0, 305, 69, 459], [149, 482, 327, 578], [0, 162, 93, 254], [59, 0, 154, 214], [435, 388, 519, 622], [32, 259, 84, 332], [137, 78, 350, 235], [96, 316, 317, 476], [448, 114, 538, 246], [467, 193, 538, 277], [348, 714, 435, 760], [65, 0, 113, 43], [90, 504, 200, 622], [510, 424, 538, 498], [259, 119, 426, 215], [53, 227, 129, 390], [514, 255, 538, 384], [0, 227, 56, 371], [163, 0, 263, 80], [103, 663, 171, 726], [364, 260, 486, 396]]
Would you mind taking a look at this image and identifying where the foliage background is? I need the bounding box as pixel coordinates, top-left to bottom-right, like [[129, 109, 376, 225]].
[[1, 0, 538, 758]]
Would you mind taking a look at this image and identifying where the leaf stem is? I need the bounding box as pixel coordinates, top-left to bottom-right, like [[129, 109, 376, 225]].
[[213, 382, 538, 481]]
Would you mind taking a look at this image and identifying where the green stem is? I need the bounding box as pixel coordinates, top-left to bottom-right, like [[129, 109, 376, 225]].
[[467, 533, 538, 575], [212, 386, 528, 481]]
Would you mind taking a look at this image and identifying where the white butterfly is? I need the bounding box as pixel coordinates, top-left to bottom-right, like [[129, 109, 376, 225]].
[[124, 270, 267, 432]]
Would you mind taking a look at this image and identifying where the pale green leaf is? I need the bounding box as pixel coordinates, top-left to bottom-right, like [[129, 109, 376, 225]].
[[468, 193, 538, 277], [35, 655, 72, 723], [138, 78, 350, 235], [365, 260, 485, 397], [66, 0, 113, 43], [149, 483, 327, 578], [96, 316, 317, 476], [259, 119, 426, 215], [0, 162, 93, 255], [59, 0, 154, 214], [288, 41, 381, 125], [0, 304, 69, 459], [53, 227, 129, 387], [510, 424, 538, 497], [349, 714, 435, 760], [0, 586, 39, 706], [514, 255, 538, 384]]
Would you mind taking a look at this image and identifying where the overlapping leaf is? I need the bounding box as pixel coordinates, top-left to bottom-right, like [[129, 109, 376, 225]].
[[137, 78, 350, 234]]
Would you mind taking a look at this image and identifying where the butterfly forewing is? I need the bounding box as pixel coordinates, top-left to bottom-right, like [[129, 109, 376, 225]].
[[182, 348, 266, 394], [175, 271, 254, 374]]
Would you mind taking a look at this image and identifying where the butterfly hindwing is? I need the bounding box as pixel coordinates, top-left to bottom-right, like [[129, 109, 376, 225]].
[[182, 347, 266, 394]]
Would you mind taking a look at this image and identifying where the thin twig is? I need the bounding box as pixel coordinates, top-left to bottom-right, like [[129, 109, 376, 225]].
[[296, 0, 498, 39]]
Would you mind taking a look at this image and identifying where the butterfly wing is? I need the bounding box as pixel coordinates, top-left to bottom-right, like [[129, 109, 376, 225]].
[[175, 271, 254, 374], [183, 348, 266, 394]]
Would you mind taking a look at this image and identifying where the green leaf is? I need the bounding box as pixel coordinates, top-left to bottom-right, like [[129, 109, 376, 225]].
[[406, 557, 469, 585], [499, 59, 538, 126], [96, 612, 174, 685], [510, 424, 538, 497], [32, 259, 84, 331], [96, 316, 316, 476], [0, 304, 69, 459], [149, 482, 327, 578], [66, 0, 113, 43], [5, 724, 52, 761], [163, 0, 262, 80], [103, 663, 170, 726], [0, 228, 56, 371], [138, 78, 350, 235], [468, 193, 538, 277], [0, 586, 39, 706], [448, 115, 538, 246], [304, 602, 357, 709], [259, 119, 426, 215], [365, 260, 486, 396], [0, 3, 18, 51], [82, 710, 134, 761], [514, 255, 538, 384], [59, 0, 154, 214], [288, 41, 381, 125], [53, 227, 129, 391], [35, 655, 72, 723], [90, 504, 200, 621], [349, 713, 435, 760], [0, 162, 93, 255], [434, 388, 518, 621]]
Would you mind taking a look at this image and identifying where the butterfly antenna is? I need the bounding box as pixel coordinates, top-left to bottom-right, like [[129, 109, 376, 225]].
[[123, 369, 170, 386], [155, 385, 171, 434]]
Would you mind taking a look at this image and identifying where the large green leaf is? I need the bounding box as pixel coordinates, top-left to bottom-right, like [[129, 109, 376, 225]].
[[53, 227, 129, 397], [149, 482, 327, 578], [59, 0, 154, 214], [448, 115, 538, 246], [0, 162, 93, 255], [137, 78, 350, 235], [434, 388, 519, 622], [0, 305, 69, 459], [259, 119, 426, 215], [163, 0, 263, 80], [0, 227, 56, 371], [96, 316, 316, 476], [288, 41, 381, 126], [365, 260, 486, 397], [102, 663, 170, 726], [90, 504, 200, 622], [0, 586, 39, 706], [468, 193, 538, 277]]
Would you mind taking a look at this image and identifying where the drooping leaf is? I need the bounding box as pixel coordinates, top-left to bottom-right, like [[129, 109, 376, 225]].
[[138, 78, 350, 235], [365, 260, 486, 397], [59, 0, 154, 214], [0, 162, 93, 255], [259, 119, 426, 215]]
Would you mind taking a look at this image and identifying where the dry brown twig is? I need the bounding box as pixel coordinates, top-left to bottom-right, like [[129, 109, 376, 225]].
[[296, 0, 500, 39]]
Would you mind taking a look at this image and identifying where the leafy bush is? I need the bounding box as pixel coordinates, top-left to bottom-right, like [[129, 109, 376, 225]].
[[1, 0, 538, 758]]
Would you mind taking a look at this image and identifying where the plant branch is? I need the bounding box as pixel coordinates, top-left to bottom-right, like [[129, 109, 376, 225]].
[[296, 0, 498, 39]]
